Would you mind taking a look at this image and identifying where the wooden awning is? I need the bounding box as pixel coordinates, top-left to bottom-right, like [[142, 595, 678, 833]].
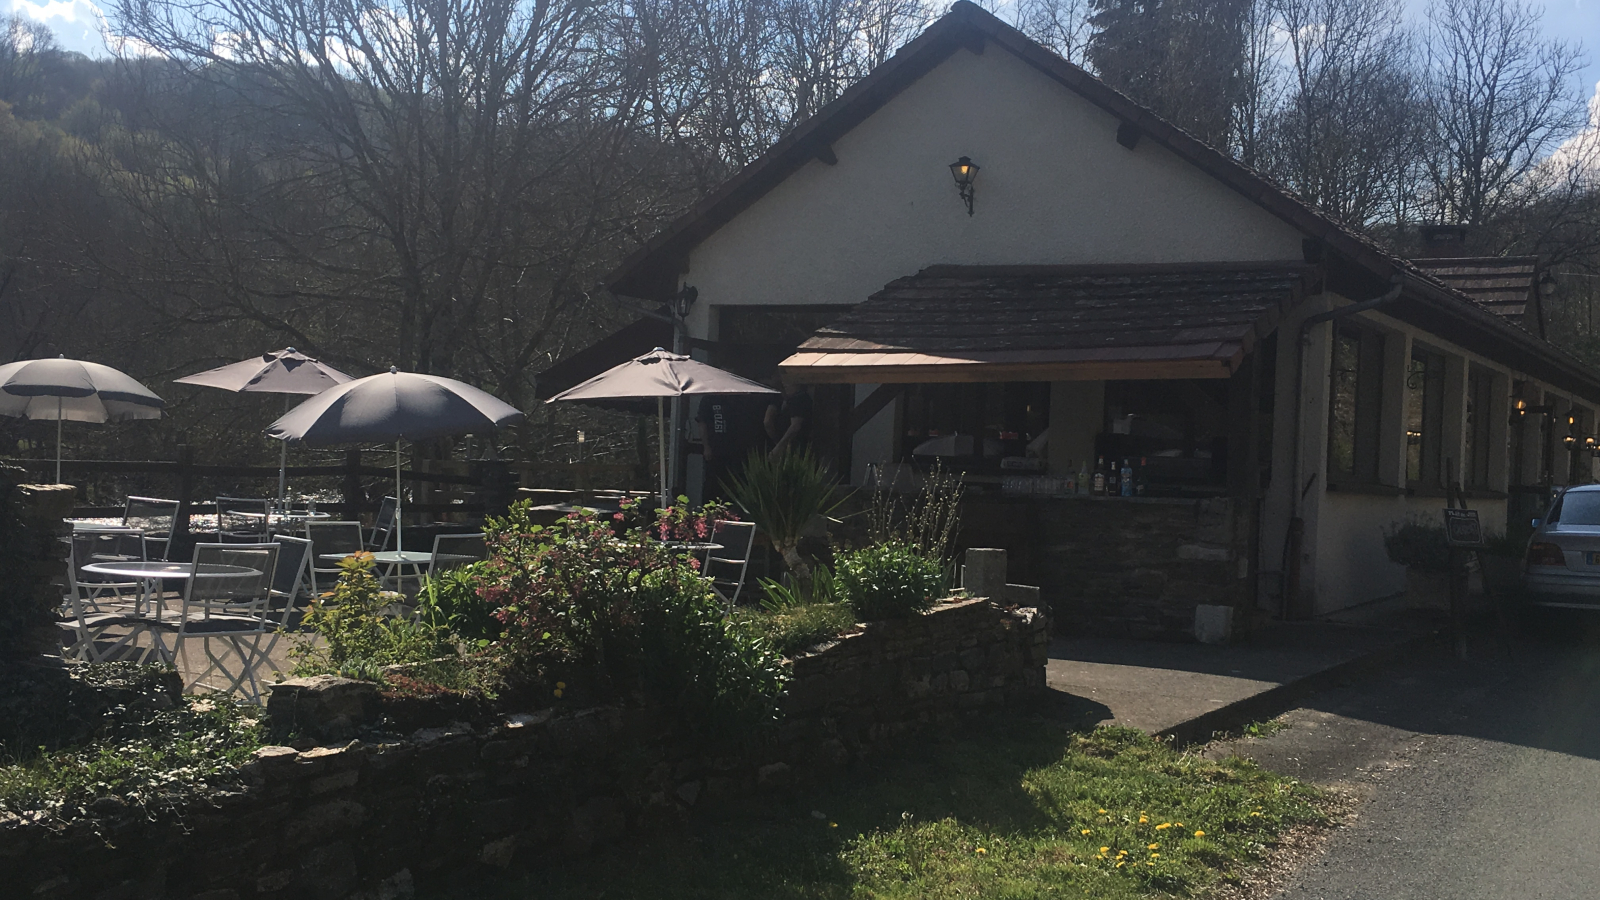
[[780, 264, 1307, 383]]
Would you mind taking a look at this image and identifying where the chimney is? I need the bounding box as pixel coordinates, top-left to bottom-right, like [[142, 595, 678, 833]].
[[1416, 224, 1470, 259]]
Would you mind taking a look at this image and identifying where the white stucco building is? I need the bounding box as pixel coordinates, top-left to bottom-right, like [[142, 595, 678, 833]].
[[552, 2, 1600, 631]]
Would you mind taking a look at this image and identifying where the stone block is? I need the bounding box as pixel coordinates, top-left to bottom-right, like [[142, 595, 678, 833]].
[[757, 762, 792, 788], [1177, 543, 1233, 562], [266, 677, 380, 743], [962, 548, 1008, 599], [1193, 604, 1234, 644]]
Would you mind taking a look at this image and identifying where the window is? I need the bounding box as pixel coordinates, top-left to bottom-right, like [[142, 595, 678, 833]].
[[1464, 367, 1496, 489], [1405, 348, 1445, 487], [1328, 326, 1386, 483], [1548, 489, 1600, 526]]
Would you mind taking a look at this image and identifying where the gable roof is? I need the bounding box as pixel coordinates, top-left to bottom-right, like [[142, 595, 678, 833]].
[[783, 264, 1305, 382], [604, 1, 1600, 402]]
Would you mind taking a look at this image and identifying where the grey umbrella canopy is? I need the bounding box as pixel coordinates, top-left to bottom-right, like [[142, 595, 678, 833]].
[[176, 348, 354, 506], [0, 356, 164, 482], [546, 348, 776, 506], [267, 368, 525, 552], [175, 347, 352, 395]]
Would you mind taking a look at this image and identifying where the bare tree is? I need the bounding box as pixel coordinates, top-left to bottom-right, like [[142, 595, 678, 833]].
[[1260, 0, 1422, 227], [1012, 0, 1094, 65], [1420, 0, 1588, 227], [98, 0, 671, 405]]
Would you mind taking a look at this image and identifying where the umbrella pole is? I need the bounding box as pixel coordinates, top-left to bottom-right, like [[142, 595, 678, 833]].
[[395, 440, 404, 555], [55, 397, 62, 484], [657, 397, 668, 508], [278, 395, 289, 510]]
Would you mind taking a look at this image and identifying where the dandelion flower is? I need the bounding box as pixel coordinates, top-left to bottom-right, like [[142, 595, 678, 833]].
[[1081, 829, 1092, 835], [1138, 815, 1149, 824], [1099, 847, 1110, 854], [556, 681, 567, 689], [1148, 844, 1159, 850], [1151, 853, 1160, 858], [1174, 823, 1183, 828], [1156, 823, 1171, 830], [1098, 808, 1108, 814], [1116, 861, 1125, 868], [1194, 830, 1206, 837], [830, 823, 838, 828], [553, 689, 564, 698], [975, 848, 987, 856]]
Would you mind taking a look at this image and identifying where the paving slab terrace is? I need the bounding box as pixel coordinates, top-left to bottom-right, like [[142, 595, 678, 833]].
[[1045, 620, 1435, 742]]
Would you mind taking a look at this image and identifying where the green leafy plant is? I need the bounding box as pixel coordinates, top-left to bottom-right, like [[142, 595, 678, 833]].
[[418, 561, 502, 645], [0, 696, 264, 826], [482, 501, 787, 733], [867, 459, 965, 561], [835, 540, 947, 621], [1382, 518, 1452, 572], [733, 601, 856, 658], [289, 553, 452, 680], [724, 449, 848, 588]]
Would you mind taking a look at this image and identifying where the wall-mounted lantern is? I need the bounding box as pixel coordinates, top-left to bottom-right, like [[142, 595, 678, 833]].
[[949, 156, 979, 216], [1539, 271, 1558, 299]]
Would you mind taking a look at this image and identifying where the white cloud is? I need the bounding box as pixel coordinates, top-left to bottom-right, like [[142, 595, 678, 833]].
[[1546, 80, 1600, 186]]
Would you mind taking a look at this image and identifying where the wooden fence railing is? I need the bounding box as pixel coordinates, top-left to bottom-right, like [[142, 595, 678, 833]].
[[3, 448, 645, 526]]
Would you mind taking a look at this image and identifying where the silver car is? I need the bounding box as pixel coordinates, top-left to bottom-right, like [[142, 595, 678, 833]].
[[1524, 485, 1600, 609]]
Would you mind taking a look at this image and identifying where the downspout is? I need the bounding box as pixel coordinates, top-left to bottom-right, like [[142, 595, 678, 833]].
[[1282, 278, 1403, 619]]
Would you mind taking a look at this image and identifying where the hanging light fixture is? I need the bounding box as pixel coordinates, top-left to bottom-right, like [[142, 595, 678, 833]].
[[949, 156, 979, 216]]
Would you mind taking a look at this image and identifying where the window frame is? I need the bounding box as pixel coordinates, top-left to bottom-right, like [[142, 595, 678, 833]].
[[1405, 346, 1447, 489], [1327, 324, 1386, 486]]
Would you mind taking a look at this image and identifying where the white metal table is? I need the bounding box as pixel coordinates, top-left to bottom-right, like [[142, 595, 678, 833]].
[[77, 561, 262, 662], [318, 550, 479, 589]]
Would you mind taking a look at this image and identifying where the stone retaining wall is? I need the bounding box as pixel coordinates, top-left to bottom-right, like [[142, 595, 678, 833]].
[[1032, 497, 1248, 639], [7, 599, 1047, 900]]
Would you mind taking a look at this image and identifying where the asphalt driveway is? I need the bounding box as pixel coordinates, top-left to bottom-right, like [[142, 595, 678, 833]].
[[1213, 617, 1600, 900]]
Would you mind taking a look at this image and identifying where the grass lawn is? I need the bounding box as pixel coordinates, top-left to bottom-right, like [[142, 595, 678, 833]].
[[435, 719, 1325, 900]]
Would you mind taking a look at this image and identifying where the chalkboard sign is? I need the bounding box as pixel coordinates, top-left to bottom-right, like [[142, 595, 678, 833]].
[[1443, 508, 1484, 547]]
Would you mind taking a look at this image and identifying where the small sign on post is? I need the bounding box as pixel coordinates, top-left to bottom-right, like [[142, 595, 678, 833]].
[[1443, 508, 1484, 548]]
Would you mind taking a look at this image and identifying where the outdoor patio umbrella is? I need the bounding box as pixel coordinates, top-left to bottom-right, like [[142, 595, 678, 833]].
[[0, 356, 165, 482], [266, 367, 524, 554], [545, 348, 777, 507], [175, 348, 354, 507]]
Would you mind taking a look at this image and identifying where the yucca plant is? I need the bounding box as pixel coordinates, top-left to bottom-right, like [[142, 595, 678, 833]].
[[724, 449, 849, 589]]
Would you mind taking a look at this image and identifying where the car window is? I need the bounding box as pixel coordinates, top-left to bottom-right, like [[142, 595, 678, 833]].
[[1553, 491, 1600, 526]]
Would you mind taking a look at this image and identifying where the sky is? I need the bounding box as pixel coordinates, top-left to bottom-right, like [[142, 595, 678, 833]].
[[7, 0, 1599, 159], [8, 0, 1597, 81]]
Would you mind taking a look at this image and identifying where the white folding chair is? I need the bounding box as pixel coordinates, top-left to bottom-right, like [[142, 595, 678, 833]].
[[62, 529, 151, 662], [425, 532, 487, 579], [217, 496, 271, 540], [702, 521, 758, 610], [306, 520, 365, 595], [251, 534, 315, 679], [367, 496, 398, 551], [123, 496, 181, 560], [155, 542, 282, 703]]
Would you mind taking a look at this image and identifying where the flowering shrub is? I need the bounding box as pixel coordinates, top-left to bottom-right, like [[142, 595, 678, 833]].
[[483, 501, 785, 733], [610, 494, 738, 544]]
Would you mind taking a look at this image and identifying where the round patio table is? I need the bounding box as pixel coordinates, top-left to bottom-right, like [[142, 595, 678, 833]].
[[319, 550, 480, 590], [77, 561, 264, 662]]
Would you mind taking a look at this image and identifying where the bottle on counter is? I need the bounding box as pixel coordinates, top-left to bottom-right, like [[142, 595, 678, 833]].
[[1106, 456, 1118, 496], [1136, 457, 1148, 496], [1092, 456, 1106, 495], [1064, 461, 1076, 495], [1120, 458, 1134, 496], [1078, 460, 1090, 495]]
